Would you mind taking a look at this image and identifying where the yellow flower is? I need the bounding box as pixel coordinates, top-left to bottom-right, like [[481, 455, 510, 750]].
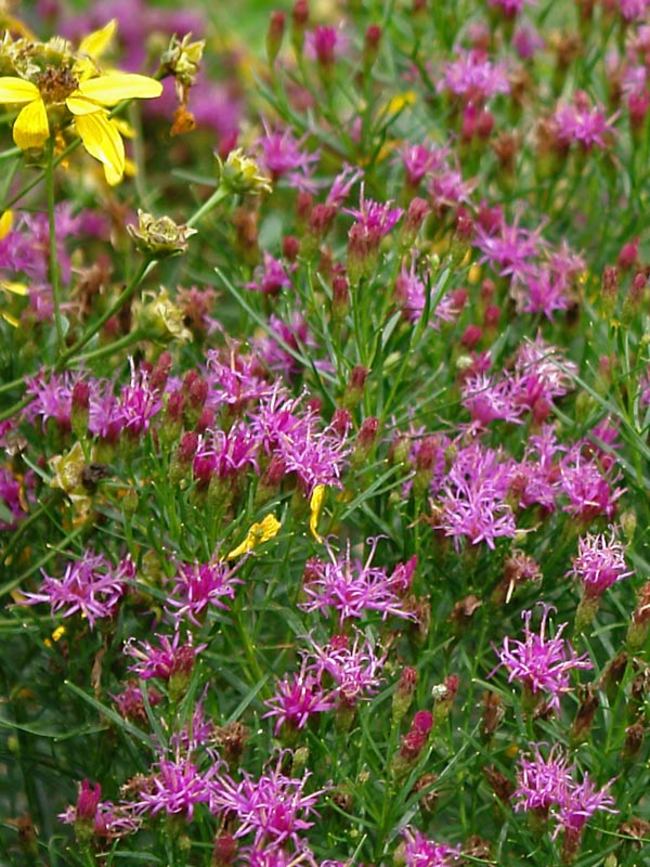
[[227, 514, 281, 559], [0, 21, 162, 184], [309, 484, 326, 543]]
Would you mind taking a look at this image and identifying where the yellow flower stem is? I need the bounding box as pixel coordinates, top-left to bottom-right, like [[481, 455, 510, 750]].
[[46, 139, 64, 351]]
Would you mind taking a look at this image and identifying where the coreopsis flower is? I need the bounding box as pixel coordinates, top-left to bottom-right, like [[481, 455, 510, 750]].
[[0, 21, 162, 183], [59, 780, 140, 840], [438, 50, 510, 104], [209, 756, 322, 849], [133, 755, 213, 820], [307, 631, 386, 705], [226, 513, 282, 559], [401, 828, 462, 865], [568, 529, 632, 598], [217, 148, 273, 196], [21, 551, 133, 628], [300, 538, 415, 623], [263, 662, 335, 734], [125, 630, 206, 680], [127, 211, 196, 257], [494, 604, 592, 710], [167, 560, 243, 624]]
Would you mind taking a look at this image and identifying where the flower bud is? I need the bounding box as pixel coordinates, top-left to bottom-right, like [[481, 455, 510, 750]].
[[266, 10, 285, 66], [134, 287, 192, 344], [128, 210, 196, 257], [392, 666, 418, 724], [161, 34, 205, 89], [217, 149, 272, 196]]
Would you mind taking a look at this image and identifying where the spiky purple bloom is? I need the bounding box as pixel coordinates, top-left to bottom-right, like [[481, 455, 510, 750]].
[[193, 423, 259, 484], [345, 187, 403, 238], [326, 164, 364, 207], [395, 261, 426, 322], [167, 560, 243, 624], [118, 362, 162, 436], [307, 632, 386, 704], [205, 347, 270, 409], [400, 143, 449, 187], [494, 604, 592, 710], [438, 50, 510, 104], [247, 254, 292, 295], [134, 755, 212, 820], [428, 169, 475, 210], [514, 267, 571, 320], [513, 745, 574, 813], [552, 95, 614, 150], [619, 0, 650, 21], [569, 529, 632, 598], [25, 371, 88, 430], [474, 218, 544, 281], [437, 442, 516, 549], [305, 24, 349, 65], [210, 756, 322, 848], [461, 373, 523, 427], [21, 552, 133, 628], [125, 630, 206, 680], [487, 0, 530, 15], [402, 828, 462, 865], [59, 780, 140, 839], [259, 125, 319, 192], [560, 447, 624, 522], [512, 335, 577, 413], [300, 538, 415, 623], [0, 466, 30, 529], [263, 663, 335, 734], [555, 774, 617, 835]]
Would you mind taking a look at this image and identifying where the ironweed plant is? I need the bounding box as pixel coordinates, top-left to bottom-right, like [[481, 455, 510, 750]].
[[1, 0, 650, 864]]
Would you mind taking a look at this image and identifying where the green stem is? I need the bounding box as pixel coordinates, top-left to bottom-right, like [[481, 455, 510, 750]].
[[71, 328, 145, 366], [46, 140, 64, 351], [186, 184, 229, 228]]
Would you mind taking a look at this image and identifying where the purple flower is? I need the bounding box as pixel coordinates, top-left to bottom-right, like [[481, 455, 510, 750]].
[[0, 465, 31, 529], [395, 261, 426, 322], [474, 218, 544, 281], [436, 442, 516, 549], [167, 560, 243, 624], [552, 94, 615, 150], [210, 756, 322, 848], [205, 347, 270, 409], [305, 24, 349, 66], [21, 552, 132, 628], [560, 447, 624, 522], [134, 755, 213, 820], [59, 780, 140, 839], [247, 254, 292, 296], [193, 423, 259, 484], [461, 373, 523, 427], [512, 335, 577, 412], [428, 169, 475, 210], [400, 143, 449, 186], [438, 50, 510, 104], [263, 662, 335, 734], [118, 362, 162, 436], [25, 371, 88, 430], [569, 529, 632, 597], [307, 631, 386, 704], [555, 774, 617, 835], [488, 0, 530, 16], [513, 25, 545, 59], [125, 630, 206, 680], [402, 828, 462, 865], [494, 604, 592, 710], [619, 0, 650, 22], [326, 164, 364, 207], [345, 186, 403, 239], [300, 538, 415, 623], [513, 745, 575, 813], [259, 125, 319, 192], [513, 267, 571, 320]]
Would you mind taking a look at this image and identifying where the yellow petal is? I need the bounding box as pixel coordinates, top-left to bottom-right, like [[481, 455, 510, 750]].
[[77, 73, 162, 106], [66, 94, 103, 116], [0, 77, 40, 103], [309, 484, 326, 542], [75, 111, 125, 185], [1, 310, 19, 327], [12, 98, 49, 150], [227, 514, 281, 559], [112, 117, 134, 138], [1, 281, 28, 296], [78, 19, 117, 59], [0, 210, 13, 239]]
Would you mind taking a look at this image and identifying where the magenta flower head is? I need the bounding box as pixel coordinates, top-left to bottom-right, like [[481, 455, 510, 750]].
[[59, 780, 140, 840], [263, 661, 335, 735], [493, 604, 592, 711], [306, 630, 386, 705], [125, 629, 206, 681], [258, 124, 319, 191], [21, 551, 132, 628], [167, 559, 243, 625], [305, 24, 349, 67], [247, 253, 292, 296], [569, 529, 632, 599], [402, 827, 462, 865], [551, 93, 615, 151], [513, 744, 574, 814], [134, 754, 212, 820], [438, 50, 510, 105], [300, 537, 415, 624], [400, 143, 449, 187], [555, 773, 617, 835], [210, 753, 322, 849]]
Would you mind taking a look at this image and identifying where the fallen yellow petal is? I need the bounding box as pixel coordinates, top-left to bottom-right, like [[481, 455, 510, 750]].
[[227, 513, 281, 559], [309, 484, 326, 542], [12, 97, 49, 150], [75, 111, 125, 185], [1, 310, 19, 327], [1, 281, 28, 296]]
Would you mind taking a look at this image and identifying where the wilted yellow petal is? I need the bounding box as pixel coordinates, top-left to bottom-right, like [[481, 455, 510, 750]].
[[112, 117, 134, 138], [77, 73, 162, 105], [52, 625, 66, 641], [1, 281, 28, 296], [1, 310, 19, 327], [12, 97, 49, 150], [75, 111, 125, 185], [309, 484, 326, 542], [0, 210, 13, 239], [0, 77, 39, 103], [78, 19, 117, 59], [227, 514, 281, 559]]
